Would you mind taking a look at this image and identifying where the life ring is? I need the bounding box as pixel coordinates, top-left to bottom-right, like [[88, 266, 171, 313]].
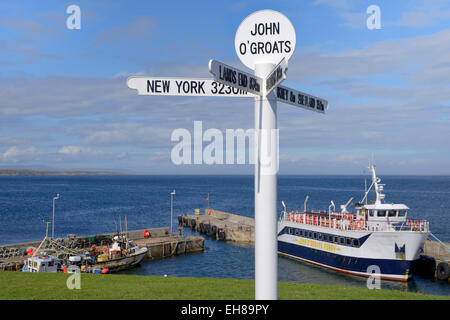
[[102, 246, 109, 255], [91, 244, 98, 254], [407, 219, 413, 226], [356, 220, 363, 230], [349, 220, 355, 229], [414, 220, 420, 229], [143, 229, 150, 238]]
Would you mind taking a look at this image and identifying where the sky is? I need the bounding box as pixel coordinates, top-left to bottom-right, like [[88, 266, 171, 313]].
[[0, 0, 449, 175]]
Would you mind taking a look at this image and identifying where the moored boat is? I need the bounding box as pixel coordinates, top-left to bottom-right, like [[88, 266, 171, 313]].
[[92, 235, 147, 272], [277, 164, 429, 282]]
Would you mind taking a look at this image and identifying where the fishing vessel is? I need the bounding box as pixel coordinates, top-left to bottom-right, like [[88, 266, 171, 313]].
[[92, 235, 148, 272], [277, 164, 429, 282]]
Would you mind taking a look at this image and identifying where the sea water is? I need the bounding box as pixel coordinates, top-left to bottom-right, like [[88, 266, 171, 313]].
[[0, 175, 448, 296]]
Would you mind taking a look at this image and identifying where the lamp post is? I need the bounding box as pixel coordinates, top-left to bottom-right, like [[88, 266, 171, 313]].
[[170, 190, 176, 235], [51, 193, 60, 239]]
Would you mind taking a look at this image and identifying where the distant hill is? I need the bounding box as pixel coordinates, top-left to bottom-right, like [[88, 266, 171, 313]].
[[0, 169, 126, 176]]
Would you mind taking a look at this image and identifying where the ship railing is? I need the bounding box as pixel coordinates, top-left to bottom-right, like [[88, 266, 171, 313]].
[[284, 212, 430, 233], [390, 220, 429, 232], [284, 211, 369, 231]]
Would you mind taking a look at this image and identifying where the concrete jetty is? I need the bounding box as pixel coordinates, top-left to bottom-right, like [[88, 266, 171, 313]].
[[180, 209, 254, 243]]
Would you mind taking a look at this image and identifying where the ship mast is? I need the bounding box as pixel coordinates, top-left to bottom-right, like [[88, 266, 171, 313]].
[[360, 159, 386, 205], [371, 164, 385, 204]]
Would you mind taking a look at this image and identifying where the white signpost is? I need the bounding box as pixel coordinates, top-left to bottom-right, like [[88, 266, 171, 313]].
[[127, 9, 328, 301]]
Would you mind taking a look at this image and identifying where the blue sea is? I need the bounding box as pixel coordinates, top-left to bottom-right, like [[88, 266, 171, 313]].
[[0, 175, 449, 296]]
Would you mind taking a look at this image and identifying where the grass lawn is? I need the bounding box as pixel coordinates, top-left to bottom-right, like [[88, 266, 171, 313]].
[[0, 271, 448, 300]]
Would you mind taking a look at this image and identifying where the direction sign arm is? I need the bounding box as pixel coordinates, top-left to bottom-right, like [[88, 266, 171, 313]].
[[209, 59, 264, 96], [275, 85, 328, 114], [264, 57, 288, 96]]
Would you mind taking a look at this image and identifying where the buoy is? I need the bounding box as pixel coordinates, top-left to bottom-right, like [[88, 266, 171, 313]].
[[356, 220, 363, 230], [414, 255, 436, 279], [143, 229, 150, 238], [102, 246, 109, 255], [436, 262, 450, 281]]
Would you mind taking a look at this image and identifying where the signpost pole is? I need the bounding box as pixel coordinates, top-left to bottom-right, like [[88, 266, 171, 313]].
[[254, 63, 278, 300]]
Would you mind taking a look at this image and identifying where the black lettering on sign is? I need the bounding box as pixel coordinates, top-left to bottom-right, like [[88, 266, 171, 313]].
[[298, 94, 304, 105], [266, 66, 283, 91], [249, 77, 260, 93], [248, 40, 292, 55], [317, 100, 325, 111], [219, 66, 236, 84], [309, 97, 316, 108], [218, 82, 225, 94], [285, 41, 291, 53], [276, 87, 288, 100], [238, 73, 248, 88], [250, 22, 280, 36], [211, 81, 218, 94], [289, 91, 295, 103], [175, 80, 183, 93], [198, 81, 205, 94], [147, 80, 170, 93]]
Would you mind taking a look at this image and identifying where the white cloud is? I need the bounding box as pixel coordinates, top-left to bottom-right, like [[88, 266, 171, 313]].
[[335, 154, 366, 162], [58, 145, 104, 157], [0, 146, 40, 162]]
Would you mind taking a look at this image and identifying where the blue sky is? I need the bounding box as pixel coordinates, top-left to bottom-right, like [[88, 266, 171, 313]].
[[0, 0, 449, 174]]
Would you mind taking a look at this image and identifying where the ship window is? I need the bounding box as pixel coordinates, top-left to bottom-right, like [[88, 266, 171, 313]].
[[399, 210, 406, 217], [369, 210, 374, 217], [334, 236, 338, 243], [339, 237, 345, 245], [388, 210, 396, 217], [377, 210, 386, 217], [295, 229, 300, 236], [318, 233, 323, 240], [346, 238, 351, 246], [353, 239, 360, 247], [313, 232, 318, 239], [308, 231, 313, 238]]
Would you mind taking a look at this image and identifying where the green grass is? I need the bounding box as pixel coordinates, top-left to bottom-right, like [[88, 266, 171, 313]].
[[0, 271, 448, 300]]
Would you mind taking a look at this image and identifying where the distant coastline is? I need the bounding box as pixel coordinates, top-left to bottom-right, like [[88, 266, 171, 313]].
[[0, 169, 126, 176]]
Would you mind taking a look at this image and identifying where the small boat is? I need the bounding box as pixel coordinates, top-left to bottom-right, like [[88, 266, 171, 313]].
[[22, 252, 59, 273], [92, 235, 147, 272], [278, 163, 429, 282]]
